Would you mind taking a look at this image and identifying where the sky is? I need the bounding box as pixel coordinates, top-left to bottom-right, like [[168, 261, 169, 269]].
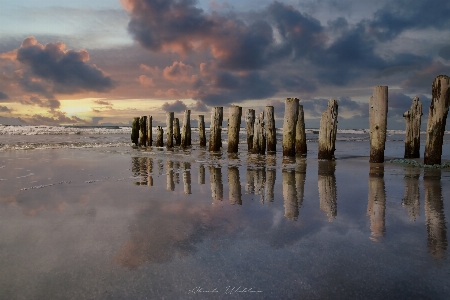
[[0, 0, 449, 129]]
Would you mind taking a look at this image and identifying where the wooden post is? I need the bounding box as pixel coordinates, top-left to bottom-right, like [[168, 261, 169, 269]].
[[198, 115, 206, 147], [147, 116, 152, 146], [318, 160, 337, 221], [266, 106, 276, 152], [245, 109, 255, 151], [166, 112, 174, 148], [369, 86, 388, 163], [318, 99, 338, 160], [181, 110, 191, 148], [283, 169, 298, 220], [403, 97, 422, 158], [139, 116, 147, 146], [131, 117, 140, 145], [209, 107, 223, 151], [252, 111, 266, 154], [155, 126, 164, 147], [228, 166, 242, 205], [173, 118, 181, 146], [424, 75, 450, 165], [227, 106, 242, 153], [296, 105, 307, 155], [283, 98, 299, 157], [367, 164, 386, 241]]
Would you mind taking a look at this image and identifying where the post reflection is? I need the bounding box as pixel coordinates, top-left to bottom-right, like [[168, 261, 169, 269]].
[[296, 157, 306, 208], [424, 169, 447, 259], [402, 166, 420, 220], [254, 167, 266, 203], [173, 161, 180, 184], [367, 164, 386, 241], [209, 166, 223, 201], [245, 168, 255, 194], [182, 162, 191, 194], [265, 168, 276, 203], [318, 160, 337, 221], [198, 164, 205, 185], [282, 168, 298, 220], [228, 166, 242, 205], [166, 161, 175, 191], [131, 157, 153, 186]]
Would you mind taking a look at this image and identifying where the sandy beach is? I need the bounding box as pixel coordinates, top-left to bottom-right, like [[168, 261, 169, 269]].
[[0, 130, 449, 299]]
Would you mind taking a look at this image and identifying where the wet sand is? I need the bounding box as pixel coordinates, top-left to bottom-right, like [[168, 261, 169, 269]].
[[0, 140, 449, 299]]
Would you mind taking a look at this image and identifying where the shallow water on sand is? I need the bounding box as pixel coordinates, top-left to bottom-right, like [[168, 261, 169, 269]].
[[0, 142, 449, 299]]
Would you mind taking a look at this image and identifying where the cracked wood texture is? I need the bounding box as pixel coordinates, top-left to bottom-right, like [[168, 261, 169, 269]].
[[369, 86, 388, 163], [403, 97, 422, 158], [318, 99, 338, 160]]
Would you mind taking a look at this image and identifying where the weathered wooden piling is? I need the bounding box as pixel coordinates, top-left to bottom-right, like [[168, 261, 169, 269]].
[[228, 166, 242, 205], [147, 116, 152, 146], [209, 166, 223, 200], [155, 126, 164, 147], [295, 105, 307, 156], [265, 106, 276, 152], [245, 109, 255, 151], [283, 98, 299, 157], [424, 75, 450, 165], [131, 117, 140, 145], [227, 106, 242, 153], [252, 111, 266, 154], [369, 86, 388, 163], [403, 97, 422, 158], [367, 164, 386, 241], [209, 107, 223, 151], [139, 116, 147, 146], [318, 99, 338, 160], [173, 118, 181, 146], [181, 110, 191, 148], [318, 160, 337, 221], [166, 112, 174, 148], [198, 115, 206, 147], [283, 169, 298, 220]]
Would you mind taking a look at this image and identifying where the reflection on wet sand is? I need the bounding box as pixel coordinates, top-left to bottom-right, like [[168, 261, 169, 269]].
[[198, 164, 205, 185], [318, 160, 337, 221], [245, 166, 269, 203], [182, 162, 191, 194], [166, 161, 175, 191], [174, 161, 180, 184], [265, 168, 276, 203], [424, 169, 447, 259], [283, 168, 298, 220], [228, 166, 242, 205], [367, 164, 386, 241], [210, 166, 223, 200], [132, 157, 153, 186], [402, 167, 420, 220], [295, 157, 306, 208]]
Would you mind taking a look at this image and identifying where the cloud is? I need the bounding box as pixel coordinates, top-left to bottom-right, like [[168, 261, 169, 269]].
[[267, 99, 284, 117], [439, 45, 450, 60], [190, 100, 209, 112], [139, 75, 155, 87], [26, 111, 88, 126], [0, 91, 9, 100], [161, 100, 188, 113], [93, 99, 112, 106], [163, 61, 193, 82], [91, 117, 104, 125], [301, 96, 368, 118], [19, 96, 60, 110], [0, 116, 28, 126], [15, 37, 115, 95], [0, 105, 13, 113], [140, 64, 160, 76], [401, 61, 450, 93], [155, 88, 184, 98]]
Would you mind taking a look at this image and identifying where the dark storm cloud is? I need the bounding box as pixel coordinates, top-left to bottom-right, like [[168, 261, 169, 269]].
[[161, 99, 188, 112], [301, 96, 368, 118], [16, 37, 115, 95], [401, 61, 450, 93], [279, 75, 316, 93], [190, 100, 208, 112], [438, 45, 450, 61], [27, 111, 88, 126], [370, 0, 450, 41], [92, 117, 104, 125], [93, 100, 113, 106], [389, 92, 431, 117], [0, 91, 9, 100]]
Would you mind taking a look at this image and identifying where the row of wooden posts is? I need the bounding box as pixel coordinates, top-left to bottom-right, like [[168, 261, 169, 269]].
[[131, 75, 450, 165]]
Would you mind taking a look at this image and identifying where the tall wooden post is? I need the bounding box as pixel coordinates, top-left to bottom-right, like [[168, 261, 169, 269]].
[[296, 105, 307, 155], [198, 115, 206, 147], [181, 110, 191, 148], [209, 107, 223, 151], [283, 98, 299, 157], [369, 86, 388, 163], [424, 75, 450, 165], [147, 116, 152, 146], [173, 118, 181, 146], [227, 106, 242, 153], [166, 112, 174, 148], [266, 106, 276, 152], [155, 126, 164, 147], [245, 109, 255, 152], [403, 97, 422, 158], [318, 99, 338, 160], [131, 117, 140, 146], [139, 116, 147, 146], [252, 111, 266, 154]]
